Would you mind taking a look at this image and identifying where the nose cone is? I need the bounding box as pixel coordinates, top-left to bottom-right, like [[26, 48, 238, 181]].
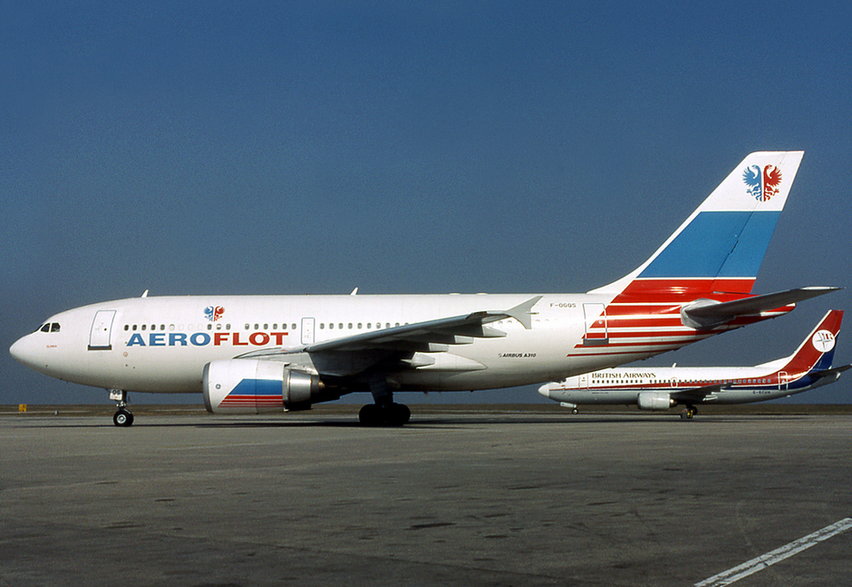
[[537, 383, 551, 399], [10, 334, 39, 370]]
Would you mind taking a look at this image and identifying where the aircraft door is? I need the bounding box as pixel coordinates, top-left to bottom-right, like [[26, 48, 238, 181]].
[[301, 317, 315, 345], [579, 374, 588, 388], [88, 310, 116, 351], [778, 371, 788, 391], [582, 303, 608, 346]]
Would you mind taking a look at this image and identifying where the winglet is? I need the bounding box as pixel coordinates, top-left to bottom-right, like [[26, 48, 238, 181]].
[[490, 295, 542, 330]]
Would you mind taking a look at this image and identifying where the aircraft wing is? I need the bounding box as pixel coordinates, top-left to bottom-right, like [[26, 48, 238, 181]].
[[238, 296, 541, 357], [671, 382, 732, 403], [681, 286, 841, 329]]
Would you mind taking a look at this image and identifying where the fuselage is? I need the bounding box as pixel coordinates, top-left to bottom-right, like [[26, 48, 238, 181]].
[[9, 291, 771, 396]]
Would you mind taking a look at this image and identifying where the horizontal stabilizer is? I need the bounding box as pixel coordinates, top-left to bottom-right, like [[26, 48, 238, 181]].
[[810, 364, 851, 382], [681, 286, 841, 329]]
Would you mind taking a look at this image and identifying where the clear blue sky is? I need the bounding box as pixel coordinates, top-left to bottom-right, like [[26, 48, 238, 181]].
[[2, 1, 849, 405]]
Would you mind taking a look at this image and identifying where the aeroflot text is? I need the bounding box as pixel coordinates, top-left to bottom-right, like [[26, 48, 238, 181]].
[[126, 331, 288, 347]]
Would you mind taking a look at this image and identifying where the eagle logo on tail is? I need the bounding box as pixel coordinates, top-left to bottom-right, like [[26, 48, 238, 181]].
[[743, 164, 782, 201]]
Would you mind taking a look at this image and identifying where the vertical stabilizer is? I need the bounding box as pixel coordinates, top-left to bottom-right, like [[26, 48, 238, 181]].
[[777, 310, 843, 374], [590, 151, 804, 297]]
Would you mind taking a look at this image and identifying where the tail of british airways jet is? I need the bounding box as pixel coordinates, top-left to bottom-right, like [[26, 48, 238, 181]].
[[572, 151, 837, 365], [761, 309, 847, 382]]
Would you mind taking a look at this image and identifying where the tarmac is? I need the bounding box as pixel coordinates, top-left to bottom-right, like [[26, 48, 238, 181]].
[[1, 406, 850, 586]]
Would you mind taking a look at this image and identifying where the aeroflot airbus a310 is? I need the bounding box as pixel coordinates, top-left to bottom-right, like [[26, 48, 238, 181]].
[[539, 310, 849, 418], [10, 151, 839, 426]]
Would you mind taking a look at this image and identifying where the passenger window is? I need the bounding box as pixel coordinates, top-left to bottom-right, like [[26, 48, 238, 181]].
[[141, 325, 147, 331], [329, 323, 335, 329], [124, 325, 129, 331]]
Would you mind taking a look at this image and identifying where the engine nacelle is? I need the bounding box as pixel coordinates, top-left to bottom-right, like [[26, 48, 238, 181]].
[[637, 391, 674, 411], [203, 359, 324, 414]]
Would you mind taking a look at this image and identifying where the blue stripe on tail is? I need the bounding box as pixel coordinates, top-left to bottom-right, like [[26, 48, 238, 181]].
[[639, 211, 782, 278]]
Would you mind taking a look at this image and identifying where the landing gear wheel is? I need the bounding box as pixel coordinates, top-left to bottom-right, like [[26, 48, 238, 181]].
[[358, 403, 411, 427], [680, 406, 696, 420], [113, 409, 134, 427], [359, 404, 380, 426], [391, 402, 411, 426]]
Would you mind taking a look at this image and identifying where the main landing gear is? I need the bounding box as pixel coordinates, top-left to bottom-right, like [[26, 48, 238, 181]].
[[109, 389, 134, 427], [358, 402, 411, 427], [359, 379, 411, 427], [680, 404, 698, 420]]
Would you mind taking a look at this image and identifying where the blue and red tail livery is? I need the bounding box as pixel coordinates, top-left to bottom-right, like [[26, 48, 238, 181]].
[[571, 152, 811, 365]]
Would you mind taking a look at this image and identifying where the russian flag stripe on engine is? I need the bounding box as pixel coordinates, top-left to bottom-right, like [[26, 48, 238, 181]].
[[219, 378, 282, 407]]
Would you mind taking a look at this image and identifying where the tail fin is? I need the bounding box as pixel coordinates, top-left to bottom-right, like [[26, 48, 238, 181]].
[[591, 151, 804, 298], [774, 310, 843, 373]]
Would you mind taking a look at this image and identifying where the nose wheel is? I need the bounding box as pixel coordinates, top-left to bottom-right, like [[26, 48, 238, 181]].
[[113, 408, 134, 427], [109, 389, 134, 427]]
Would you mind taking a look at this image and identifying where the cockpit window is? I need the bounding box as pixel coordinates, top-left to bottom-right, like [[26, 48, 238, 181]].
[[37, 322, 60, 333], [39, 323, 50, 333], [50, 323, 61, 332]]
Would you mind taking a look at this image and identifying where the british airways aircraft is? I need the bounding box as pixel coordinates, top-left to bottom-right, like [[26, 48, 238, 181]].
[[539, 310, 849, 418], [9, 151, 838, 426]]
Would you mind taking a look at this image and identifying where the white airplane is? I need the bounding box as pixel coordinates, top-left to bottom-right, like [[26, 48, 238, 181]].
[[10, 151, 838, 427], [539, 310, 849, 418]]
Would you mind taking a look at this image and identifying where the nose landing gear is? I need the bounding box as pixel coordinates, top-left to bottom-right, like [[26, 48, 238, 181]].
[[109, 389, 134, 427]]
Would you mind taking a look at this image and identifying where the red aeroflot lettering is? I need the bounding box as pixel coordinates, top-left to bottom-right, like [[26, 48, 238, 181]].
[[10, 151, 839, 427]]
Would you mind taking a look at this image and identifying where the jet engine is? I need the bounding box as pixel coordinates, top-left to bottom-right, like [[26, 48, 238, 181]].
[[637, 391, 674, 411], [203, 359, 328, 414]]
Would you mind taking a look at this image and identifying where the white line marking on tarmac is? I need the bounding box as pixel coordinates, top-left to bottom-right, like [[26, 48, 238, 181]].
[[695, 517, 852, 587]]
